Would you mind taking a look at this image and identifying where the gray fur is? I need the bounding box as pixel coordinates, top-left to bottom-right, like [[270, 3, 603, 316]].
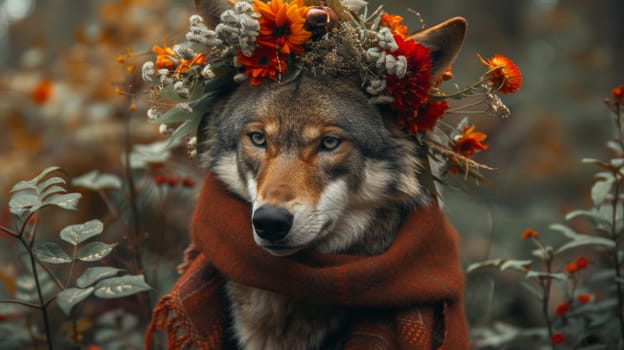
[[191, 6, 467, 348]]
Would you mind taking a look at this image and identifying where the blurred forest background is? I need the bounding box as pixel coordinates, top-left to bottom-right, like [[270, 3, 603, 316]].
[[0, 0, 623, 348]]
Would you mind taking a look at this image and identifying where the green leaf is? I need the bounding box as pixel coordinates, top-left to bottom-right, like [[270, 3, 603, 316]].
[[77, 241, 117, 262], [34, 242, 72, 264], [40, 185, 67, 199], [42, 192, 81, 211], [611, 158, 624, 167], [556, 236, 615, 253], [76, 267, 123, 288], [56, 287, 94, 315], [93, 274, 151, 299], [467, 259, 532, 273], [128, 140, 173, 169], [607, 140, 624, 154], [550, 223, 615, 253], [591, 176, 614, 206], [72, 171, 122, 191], [36, 177, 66, 193], [10, 166, 62, 192], [60, 219, 104, 246], [8, 192, 41, 215], [167, 116, 202, 147], [526, 271, 568, 281]]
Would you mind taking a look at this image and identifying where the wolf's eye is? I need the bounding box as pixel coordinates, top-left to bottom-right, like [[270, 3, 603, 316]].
[[319, 136, 342, 152], [248, 132, 266, 147]]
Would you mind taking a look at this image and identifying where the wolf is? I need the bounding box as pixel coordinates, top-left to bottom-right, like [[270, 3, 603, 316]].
[[191, 1, 468, 349]]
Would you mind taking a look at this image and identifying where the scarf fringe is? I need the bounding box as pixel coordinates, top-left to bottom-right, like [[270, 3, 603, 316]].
[[145, 292, 209, 350]]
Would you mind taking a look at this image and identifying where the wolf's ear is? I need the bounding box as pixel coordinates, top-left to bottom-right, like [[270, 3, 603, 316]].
[[407, 17, 467, 80], [194, 0, 233, 27]]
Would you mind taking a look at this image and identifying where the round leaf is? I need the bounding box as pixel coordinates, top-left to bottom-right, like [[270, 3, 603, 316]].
[[42, 192, 81, 211], [60, 219, 104, 246], [76, 267, 123, 288], [34, 242, 71, 264], [77, 241, 117, 262], [56, 287, 94, 315], [94, 275, 151, 299]]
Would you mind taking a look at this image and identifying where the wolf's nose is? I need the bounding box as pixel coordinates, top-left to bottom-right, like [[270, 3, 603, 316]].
[[252, 205, 293, 242]]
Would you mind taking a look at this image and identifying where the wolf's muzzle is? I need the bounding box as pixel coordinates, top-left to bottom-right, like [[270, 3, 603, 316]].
[[252, 205, 293, 242]]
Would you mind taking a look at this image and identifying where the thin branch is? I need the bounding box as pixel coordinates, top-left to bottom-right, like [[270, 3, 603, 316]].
[[0, 224, 19, 238], [0, 298, 42, 310]]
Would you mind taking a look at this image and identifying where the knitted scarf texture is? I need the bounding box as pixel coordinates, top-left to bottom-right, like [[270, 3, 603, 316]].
[[145, 173, 469, 349]]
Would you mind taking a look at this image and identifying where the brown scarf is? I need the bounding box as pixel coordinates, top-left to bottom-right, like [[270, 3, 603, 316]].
[[145, 173, 468, 349]]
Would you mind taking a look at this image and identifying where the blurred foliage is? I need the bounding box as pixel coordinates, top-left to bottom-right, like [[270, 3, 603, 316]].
[[0, 0, 622, 349]]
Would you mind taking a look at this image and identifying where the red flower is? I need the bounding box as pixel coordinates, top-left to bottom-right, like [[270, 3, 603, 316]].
[[153, 175, 166, 185], [521, 228, 538, 240], [576, 293, 592, 304], [166, 177, 179, 187], [551, 332, 565, 345], [386, 35, 434, 134], [182, 177, 196, 188], [565, 257, 588, 274], [555, 302, 569, 316], [478, 54, 522, 94], [237, 46, 287, 86], [576, 257, 589, 269], [453, 125, 489, 158], [612, 84, 624, 104], [400, 100, 448, 134]]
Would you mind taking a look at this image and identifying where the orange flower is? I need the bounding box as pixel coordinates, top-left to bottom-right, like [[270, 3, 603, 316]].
[[380, 13, 408, 39], [612, 84, 624, 104], [153, 44, 176, 70], [31, 80, 53, 105], [453, 125, 489, 158], [237, 46, 287, 86], [565, 257, 589, 274], [555, 302, 569, 315], [576, 293, 592, 304], [565, 261, 577, 274], [521, 228, 538, 240], [174, 54, 207, 75], [152, 42, 206, 74], [478, 54, 522, 94], [254, 0, 311, 55]]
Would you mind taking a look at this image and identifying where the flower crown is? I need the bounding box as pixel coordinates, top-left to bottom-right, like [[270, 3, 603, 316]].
[[142, 0, 521, 184]]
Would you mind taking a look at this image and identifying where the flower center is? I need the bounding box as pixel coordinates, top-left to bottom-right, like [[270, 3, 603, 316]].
[[272, 25, 290, 39], [258, 56, 270, 67]]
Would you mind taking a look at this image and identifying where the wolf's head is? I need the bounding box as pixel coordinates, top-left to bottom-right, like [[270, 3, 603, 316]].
[[196, 0, 467, 256]]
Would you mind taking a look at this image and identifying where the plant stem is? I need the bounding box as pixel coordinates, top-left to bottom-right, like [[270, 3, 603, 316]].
[[98, 190, 118, 217], [540, 256, 555, 350], [611, 177, 624, 341], [0, 298, 42, 309], [20, 236, 54, 350], [0, 224, 19, 238]]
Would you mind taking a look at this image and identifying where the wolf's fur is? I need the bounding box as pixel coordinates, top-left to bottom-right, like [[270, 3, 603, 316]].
[[195, 1, 466, 349]]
